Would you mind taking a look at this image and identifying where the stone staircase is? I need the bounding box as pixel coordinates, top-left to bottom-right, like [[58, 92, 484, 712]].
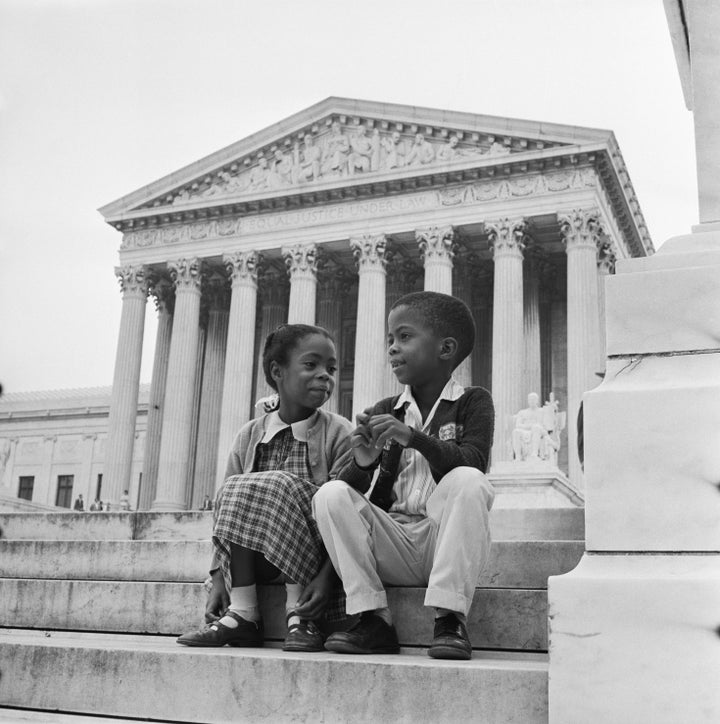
[[0, 508, 584, 723]]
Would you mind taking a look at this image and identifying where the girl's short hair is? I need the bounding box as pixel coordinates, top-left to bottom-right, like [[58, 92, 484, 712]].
[[262, 323, 334, 391]]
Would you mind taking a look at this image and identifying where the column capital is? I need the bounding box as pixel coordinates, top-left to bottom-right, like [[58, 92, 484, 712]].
[[223, 250, 260, 286], [350, 234, 388, 271], [486, 218, 527, 258], [416, 225, 455, 263], [168, 258, 203, 292], [282, 242, 319, 279], [114, 264, 149, 297], [148, 275, 175, 314], [558, 208, 603, 251]]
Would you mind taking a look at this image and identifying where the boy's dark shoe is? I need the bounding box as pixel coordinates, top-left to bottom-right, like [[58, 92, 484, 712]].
[[283, 615, 324, 652], [324, 611, 400, 654], [428, 612, 472, 660], [176, 611, 264, 648]]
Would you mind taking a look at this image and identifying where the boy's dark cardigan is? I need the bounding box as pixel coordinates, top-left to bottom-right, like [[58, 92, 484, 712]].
[[337, 386, 495, 511]]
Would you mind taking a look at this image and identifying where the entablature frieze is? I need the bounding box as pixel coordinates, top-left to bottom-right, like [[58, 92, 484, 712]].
[[119, 165, 600, 261]]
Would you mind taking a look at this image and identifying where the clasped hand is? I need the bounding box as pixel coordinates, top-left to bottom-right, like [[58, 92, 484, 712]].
[[351, 411, 412, 467]]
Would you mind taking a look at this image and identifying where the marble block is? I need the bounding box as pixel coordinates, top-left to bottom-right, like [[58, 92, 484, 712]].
[[605, 262, 720, 356], [615, 230, 720, 273], [490, 462, 583, 508], [584, 353, 720, 551], [548, 553, 720, 724]]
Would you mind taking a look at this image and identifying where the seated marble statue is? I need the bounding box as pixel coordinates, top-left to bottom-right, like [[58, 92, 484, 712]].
[[511, 392, 562, 463]]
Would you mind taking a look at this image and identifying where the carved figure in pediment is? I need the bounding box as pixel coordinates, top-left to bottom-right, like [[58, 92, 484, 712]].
[[172, 188, 191, 205], [246, 156, 270, 192], [406, 133, 435, 166], [321, 121, 350, 177], [347, 126, 375, 176], [437, 134, 460, 163], [267, 149, 293, 189], [487, 141, 511, 157], [381, 131, 407, 170], [293, 134, 321, 183]]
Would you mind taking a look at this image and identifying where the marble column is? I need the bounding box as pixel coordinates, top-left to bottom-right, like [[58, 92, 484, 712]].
[[384, 254, 421, 397], [417, 225, 454, 294], [104, 264, 148, 506], [597, 241, 616, 373], [317, 260, 352, 414], [192, 272, 229, 508], [452, 248, 475, 388], [488, 218, 526, 463], [215, 251, 260, 490], [523, 257, 542, 399], [351, 234, 388, 418], [139, 278, 174, 510], [559, 208, 603, 489], [283, 242, 318, 324], [153, 258, 203, 511], [79, 434, 97, 501], [40, 435, 56, 506], [254, 266, 289, 405], [471, 266, 493, 393]]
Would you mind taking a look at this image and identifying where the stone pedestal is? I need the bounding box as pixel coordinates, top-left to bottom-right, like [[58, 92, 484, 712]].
[[548, 233, 720, 723], [489, 462, 582, 509]]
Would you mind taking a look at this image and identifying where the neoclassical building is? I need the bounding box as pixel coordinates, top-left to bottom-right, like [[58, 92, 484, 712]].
[[1, 98, 653, 511]]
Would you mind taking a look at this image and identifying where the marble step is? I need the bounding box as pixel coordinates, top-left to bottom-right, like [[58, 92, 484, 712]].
[[0, 628, 549, 724], [0, 709, 141, 723], [0, 538, 583, 588], [0, 506, 584, 542], [0, 579, 549, 650]]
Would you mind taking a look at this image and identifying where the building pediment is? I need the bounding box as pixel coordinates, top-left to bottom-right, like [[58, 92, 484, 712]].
[[99, 97, 614, 222]]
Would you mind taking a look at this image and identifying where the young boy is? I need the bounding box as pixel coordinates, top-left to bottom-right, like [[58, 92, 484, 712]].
[[312, 291, 495, 660]]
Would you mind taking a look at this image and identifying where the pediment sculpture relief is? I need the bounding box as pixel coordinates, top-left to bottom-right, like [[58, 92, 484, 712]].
[[163, 123, 515, 208]]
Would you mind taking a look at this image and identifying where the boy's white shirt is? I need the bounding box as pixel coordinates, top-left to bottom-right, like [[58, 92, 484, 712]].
[[260, 410, 317, 444], [390, 377, 464, 516]]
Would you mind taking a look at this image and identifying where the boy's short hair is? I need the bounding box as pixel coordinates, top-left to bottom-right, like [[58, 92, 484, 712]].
[[390, 291, 475, 367]]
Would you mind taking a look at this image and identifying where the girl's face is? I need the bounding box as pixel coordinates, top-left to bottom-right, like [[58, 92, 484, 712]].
[[271, 333, 337, 420]]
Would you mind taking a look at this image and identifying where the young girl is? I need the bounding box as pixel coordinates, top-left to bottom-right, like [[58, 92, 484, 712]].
[[177, 323, 352, 652]]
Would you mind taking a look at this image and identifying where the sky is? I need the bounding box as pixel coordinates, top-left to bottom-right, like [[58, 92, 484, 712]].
[[0, 0, 697, 395]]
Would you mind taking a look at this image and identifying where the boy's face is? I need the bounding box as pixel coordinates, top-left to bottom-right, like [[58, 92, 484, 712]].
[[387, 305, 449, 387]]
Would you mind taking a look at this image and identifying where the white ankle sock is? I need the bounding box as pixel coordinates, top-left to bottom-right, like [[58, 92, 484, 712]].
[[217, 584, 260, 627], [373, 607, 392, 626], [285, 583, 303, 626]]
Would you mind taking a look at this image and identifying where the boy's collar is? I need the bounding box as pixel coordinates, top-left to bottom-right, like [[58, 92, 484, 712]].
[[394, 377, 464, 410]]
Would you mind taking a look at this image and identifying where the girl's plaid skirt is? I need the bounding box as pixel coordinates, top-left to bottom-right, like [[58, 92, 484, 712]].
[[213, 430, 345, 620]]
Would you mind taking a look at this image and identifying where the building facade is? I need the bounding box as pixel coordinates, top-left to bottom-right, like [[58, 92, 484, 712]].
[[1, 98, 652, 511]]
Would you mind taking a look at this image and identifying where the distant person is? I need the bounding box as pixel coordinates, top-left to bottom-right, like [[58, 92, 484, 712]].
[[89, 499, 99, 512], [201, 495, 213, 511], [119, 490, 131, 511], [177, 324, 352, 652], [102, 501, 111, 512], [73, 494, 85, 512], [314, 292, 495, 660]]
